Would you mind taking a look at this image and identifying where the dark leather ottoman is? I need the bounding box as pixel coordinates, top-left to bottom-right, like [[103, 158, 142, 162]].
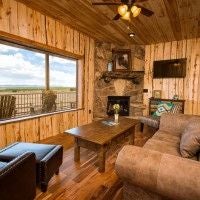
[[0, 142, 63, 192]]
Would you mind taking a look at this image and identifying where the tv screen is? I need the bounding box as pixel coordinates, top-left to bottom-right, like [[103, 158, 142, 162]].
[[153, 58, 187, 78]]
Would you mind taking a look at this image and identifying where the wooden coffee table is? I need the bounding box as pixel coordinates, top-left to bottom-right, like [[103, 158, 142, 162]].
[[64, 117, 139, 173]]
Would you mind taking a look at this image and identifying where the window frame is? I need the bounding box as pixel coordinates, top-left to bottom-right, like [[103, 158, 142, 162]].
[[0, 39, 82, 120]]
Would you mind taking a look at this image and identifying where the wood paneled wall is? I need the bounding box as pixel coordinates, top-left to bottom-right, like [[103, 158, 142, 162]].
[[143, 38, 200, 115], [0, 0, 95, 148], [0, 111, 85, 148]]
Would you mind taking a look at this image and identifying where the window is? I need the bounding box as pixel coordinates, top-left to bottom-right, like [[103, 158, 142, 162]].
[[49, 55, 77, 110], [0, 41, 79, 120], [0, 44, 45, 88]]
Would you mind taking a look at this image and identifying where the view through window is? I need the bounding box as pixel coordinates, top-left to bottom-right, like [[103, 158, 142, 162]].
[[49, 55, 77, 110], [0, 42, 78, 120]]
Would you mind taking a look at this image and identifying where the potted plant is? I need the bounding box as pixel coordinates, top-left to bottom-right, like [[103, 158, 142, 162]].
[[113, 104, 120, 123]]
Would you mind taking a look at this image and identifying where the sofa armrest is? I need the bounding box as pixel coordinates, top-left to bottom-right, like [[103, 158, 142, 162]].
[[159, 113, 192, 135], [0, 152, 36, 200], [115, 145, 200, 200]]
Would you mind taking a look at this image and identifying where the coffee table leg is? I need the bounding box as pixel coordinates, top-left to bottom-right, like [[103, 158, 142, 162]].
[[129, 126, 135, 145], [74, 138, 80, 162], [98, 146, 106, 173]]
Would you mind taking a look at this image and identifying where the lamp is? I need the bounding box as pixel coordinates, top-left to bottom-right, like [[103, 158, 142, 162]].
[[131, 6, 141, 17], [129, 33, 135, 38], [118, 4, 128, 16], [121, 11, 131, 21]]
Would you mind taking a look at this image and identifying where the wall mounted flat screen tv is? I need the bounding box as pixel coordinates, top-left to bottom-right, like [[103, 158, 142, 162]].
[[153, 58, 187, 78]]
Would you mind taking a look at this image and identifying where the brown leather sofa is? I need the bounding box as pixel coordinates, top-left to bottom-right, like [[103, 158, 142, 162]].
[[0, 142, 63, 192], [0, 152, 36, 200], [116, 113, 200, 200]]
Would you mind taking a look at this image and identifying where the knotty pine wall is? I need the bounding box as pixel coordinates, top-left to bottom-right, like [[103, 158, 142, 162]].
[[0, 0, 94, 148], [143, 38, 200, 115]]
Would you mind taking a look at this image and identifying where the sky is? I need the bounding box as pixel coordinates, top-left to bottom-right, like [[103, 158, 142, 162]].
[[0, 43, 77, 88]]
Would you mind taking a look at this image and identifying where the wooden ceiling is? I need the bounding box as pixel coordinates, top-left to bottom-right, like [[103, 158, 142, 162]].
[[16, 0, 200, 45]]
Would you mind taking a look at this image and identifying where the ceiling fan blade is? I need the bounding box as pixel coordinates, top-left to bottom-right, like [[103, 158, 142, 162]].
[[122, 0, 130, 3], [131, 0, 137, 4], [92, 2, 121, 5], [137, 5, 154, 17], [113, 14, 121, 20], [92, 0, 134, 6], [92, 0, 131, 5]]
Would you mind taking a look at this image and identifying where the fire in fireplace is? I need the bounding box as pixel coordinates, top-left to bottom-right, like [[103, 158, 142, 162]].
[[107, 96, 130, 116]]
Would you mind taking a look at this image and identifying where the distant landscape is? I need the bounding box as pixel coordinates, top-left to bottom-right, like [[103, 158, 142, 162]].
[[0, 85, 76, 93], [0, 85, 77, 117]]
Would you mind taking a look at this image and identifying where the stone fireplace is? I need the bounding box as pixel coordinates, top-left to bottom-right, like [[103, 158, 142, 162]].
[[94, 42, 145, 119], [107, 96, 130, 116]]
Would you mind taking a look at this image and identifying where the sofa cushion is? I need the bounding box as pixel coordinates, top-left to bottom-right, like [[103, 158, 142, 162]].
[[170, 103, 183, 114], [144, 138, 182, 157], [152, 130, 180, 145], [159, 114, 200, 137], [180, 118, 200, 158], [0, 142, 56, 161], [153, 102, 174, 117]]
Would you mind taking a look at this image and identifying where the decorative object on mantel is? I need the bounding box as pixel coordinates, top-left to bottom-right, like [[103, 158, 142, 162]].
[[100, 71, 144, 84], [113, 104, 120, 123], [112, 49, 131, 72]]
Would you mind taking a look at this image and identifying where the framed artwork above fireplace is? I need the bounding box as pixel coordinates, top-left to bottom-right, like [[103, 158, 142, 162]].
[[112, 49, 131, 72]]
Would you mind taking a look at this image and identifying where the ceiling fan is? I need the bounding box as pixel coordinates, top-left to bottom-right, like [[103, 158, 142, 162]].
[[92, 0, 154, 21]]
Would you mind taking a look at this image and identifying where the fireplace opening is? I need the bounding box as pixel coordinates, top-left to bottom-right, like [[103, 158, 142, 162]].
[[107, 96, 130, 116]]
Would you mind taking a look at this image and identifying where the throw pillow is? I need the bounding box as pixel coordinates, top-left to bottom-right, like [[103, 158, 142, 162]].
[[170, 103, 182, 114], [180, 118, 200, 158], [153, 102, 174, 117]]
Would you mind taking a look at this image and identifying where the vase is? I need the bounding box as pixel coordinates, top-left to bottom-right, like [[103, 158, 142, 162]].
[[114, 114, 119, 123]]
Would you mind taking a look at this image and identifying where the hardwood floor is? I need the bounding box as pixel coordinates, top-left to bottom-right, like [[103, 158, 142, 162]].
[[36, 127, 154, 200]]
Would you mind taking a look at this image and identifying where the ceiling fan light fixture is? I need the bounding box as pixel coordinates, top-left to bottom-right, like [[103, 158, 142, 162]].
[[129, 33, 135, 38], [118, 4, 128, 16], [121, 11, 131, 21], [131, 6, 141, 17]]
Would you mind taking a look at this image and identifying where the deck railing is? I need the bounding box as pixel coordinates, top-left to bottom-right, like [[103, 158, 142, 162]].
[[0, 91, 77, 118]]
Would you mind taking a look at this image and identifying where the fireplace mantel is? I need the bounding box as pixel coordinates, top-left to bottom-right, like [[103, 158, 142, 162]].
[[100, 71, 144, 84]]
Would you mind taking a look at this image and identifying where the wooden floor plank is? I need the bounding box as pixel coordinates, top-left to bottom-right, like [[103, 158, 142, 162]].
[[36, 127, 154, 200]]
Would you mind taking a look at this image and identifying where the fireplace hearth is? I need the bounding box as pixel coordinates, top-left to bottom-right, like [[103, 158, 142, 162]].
[[107, 96, 130, 116]]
